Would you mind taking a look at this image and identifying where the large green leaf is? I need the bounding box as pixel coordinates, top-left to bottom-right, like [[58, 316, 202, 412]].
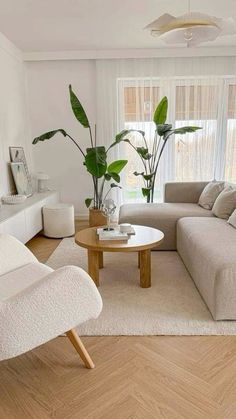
[[173, 126, 202, 134], [109, 173, 120, 183], [161, 125, 201, 143], [157, 124, 172, 136], [134, 171, 154, 181], [110, 183, 122, 189], [142, 187, 152, 198], [69, 85, 90, 128], [32, 129, 67, 144], [143, 173, 155, 181], [84, 146, 107, 178], [115, 129, 130, 143], [108, 129, 145, 150], [107, 159, 128, 174], [115, 129, 145, 143], [153, 96, 168, 125], [133, 171, 144, 177], [163, 130, 174, 142], [136, 147, 152, 160], [85, 198, 93, 208]]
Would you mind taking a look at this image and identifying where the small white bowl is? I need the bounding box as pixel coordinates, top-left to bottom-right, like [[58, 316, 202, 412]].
[[2, 194, 27, 205], [119, 223, 132, 233]]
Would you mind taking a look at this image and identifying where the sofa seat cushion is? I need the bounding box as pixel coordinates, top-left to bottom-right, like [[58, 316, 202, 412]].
[[177, 217, 236, 320], [119, 203, 213, 250], [0, 263, 53, 302]]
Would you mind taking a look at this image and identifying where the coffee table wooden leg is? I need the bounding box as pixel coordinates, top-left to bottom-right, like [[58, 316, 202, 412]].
[[138, 252, 140, 269], [88, 250, 100, 287], [139, 249, 151, 288], [99, 252, 104, 269]]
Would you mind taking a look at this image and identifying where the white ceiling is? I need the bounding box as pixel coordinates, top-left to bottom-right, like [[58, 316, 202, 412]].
[[0, 0, 236, 52]]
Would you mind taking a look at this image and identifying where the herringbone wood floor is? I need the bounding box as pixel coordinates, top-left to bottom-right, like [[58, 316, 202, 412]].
[[1, 221, 236, 419]]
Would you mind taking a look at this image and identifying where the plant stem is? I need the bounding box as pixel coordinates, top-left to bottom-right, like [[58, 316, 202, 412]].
[[150, 131, 156, 173], [103, 187, 113, 202], [152, 135, 162, 174], [129, 142, 147, 174], [65, 132, 100, 208], [151, 131, 158, 172], [98, 177, 106, 208], [96, 178, 100, 209], [66, 133, 85, 157], [92, 175, 96, 207], [93, 177, 96, 207], [89, 126, 94, 148], [151, 140, 168, 202], [143, 134, 152, 173], [91, 176, 99, 209]]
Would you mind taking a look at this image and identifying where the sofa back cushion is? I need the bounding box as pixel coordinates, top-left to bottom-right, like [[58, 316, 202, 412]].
[[198, 181, 225, 210], [212, 187, 236, 219], [164, 182, 209, 203], [228, 209, 236, 229]]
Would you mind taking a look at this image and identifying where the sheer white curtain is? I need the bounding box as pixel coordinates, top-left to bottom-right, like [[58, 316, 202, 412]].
[[96, 57, 236, 204], [224, 83, 236, 183], [173, 77, 221, 182]]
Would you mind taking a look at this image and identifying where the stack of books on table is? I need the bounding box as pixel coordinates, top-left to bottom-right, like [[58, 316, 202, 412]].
[[96, 227, 128, 241]]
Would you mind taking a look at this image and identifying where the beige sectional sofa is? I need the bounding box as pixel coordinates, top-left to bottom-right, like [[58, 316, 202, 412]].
[[119, 182, 213, 250], [119, 182, 236, 320]]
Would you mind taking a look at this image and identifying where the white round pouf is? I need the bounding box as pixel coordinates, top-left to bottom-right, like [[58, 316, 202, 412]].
[[43, 203, 75, 238]]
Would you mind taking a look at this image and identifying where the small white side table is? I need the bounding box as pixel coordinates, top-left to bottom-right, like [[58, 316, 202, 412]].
[[43, 203, 75, 238]]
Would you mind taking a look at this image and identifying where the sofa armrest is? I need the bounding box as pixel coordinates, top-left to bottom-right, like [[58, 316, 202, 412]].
[[164, 182, 209, 203], [0, 266, 102, 360], [0, 234, 37, 276]]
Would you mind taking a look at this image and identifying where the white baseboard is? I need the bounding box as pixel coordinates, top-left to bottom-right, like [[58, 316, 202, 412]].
[[75, 213, 89, 221], [74, 214, 119, 223]]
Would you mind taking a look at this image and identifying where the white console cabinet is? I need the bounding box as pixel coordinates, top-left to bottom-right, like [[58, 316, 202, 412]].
[[0, 191, 59, 243]]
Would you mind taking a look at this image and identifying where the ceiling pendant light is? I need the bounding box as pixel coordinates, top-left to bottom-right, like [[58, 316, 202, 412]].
[[184, 29, 193, 42], [144, 0, 236, 47]]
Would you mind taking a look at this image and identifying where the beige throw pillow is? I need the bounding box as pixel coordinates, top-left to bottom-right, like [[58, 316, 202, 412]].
[[212, 187, 236, 219], [228, 209, 236, 229], [198, 181, 225, 210]]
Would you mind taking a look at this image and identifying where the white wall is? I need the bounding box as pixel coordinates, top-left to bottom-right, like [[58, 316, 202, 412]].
[[26, 60, 96, 216], [0, 32, 32, 196]]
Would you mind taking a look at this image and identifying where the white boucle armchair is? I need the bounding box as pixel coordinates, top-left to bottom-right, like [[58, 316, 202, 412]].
[[0, 234, 102, 368]]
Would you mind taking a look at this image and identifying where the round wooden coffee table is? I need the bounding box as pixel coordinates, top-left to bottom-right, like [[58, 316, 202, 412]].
[[75, 225, 164, 288]]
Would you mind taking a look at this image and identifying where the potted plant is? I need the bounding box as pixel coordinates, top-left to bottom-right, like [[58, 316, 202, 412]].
[[111, 96, 201, 203], [32, 85, 127, 226]]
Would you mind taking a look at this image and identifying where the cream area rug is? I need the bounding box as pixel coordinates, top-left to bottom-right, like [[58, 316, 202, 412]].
[[47, 238, 236, 336]]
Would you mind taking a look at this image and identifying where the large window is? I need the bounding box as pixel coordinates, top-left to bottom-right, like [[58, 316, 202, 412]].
[[120, 83, 161, 201], [225, 84, 236, 182], [118, 77, 236, 202], [174, 84, 219, 182]]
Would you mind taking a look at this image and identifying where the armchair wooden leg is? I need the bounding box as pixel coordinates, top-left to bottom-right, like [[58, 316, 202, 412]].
[[66, 328, 95, 369]]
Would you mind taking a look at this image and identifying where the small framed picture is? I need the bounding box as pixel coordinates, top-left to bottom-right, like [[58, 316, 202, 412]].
[[9, 146, 33, 196], [9, 146, 26, 163], [10, 162, 33, 197]]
